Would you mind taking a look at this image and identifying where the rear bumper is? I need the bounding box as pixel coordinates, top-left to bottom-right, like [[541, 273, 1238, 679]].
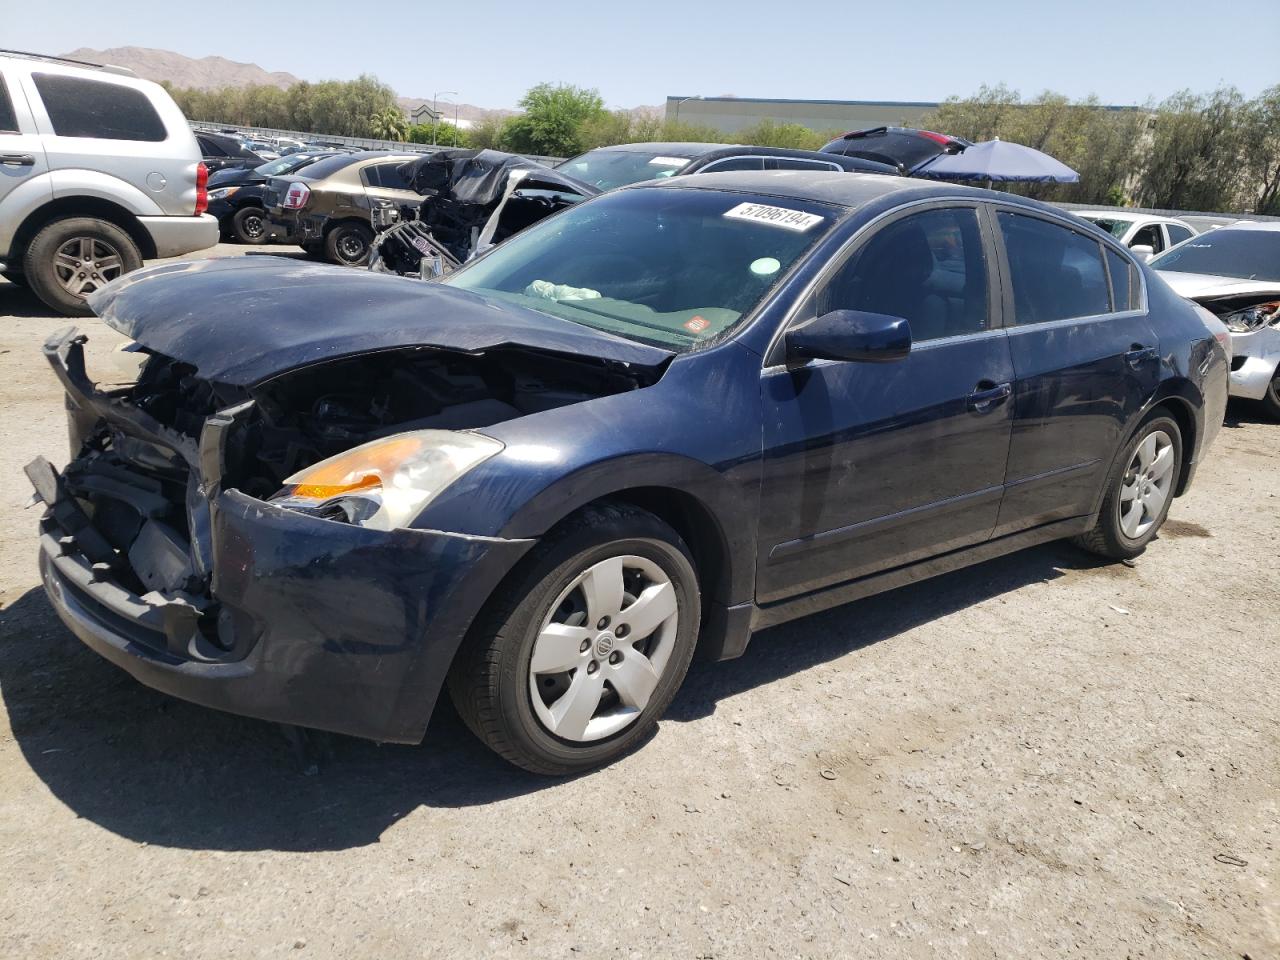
[[1227, 327, 1280, 400], [29, 326, 535, 743], [137, 214, 220, 259], [263, 210, 323, 245]]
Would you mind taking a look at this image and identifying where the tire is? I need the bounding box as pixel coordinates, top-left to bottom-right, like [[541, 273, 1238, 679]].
[[448, 502, 701, 775], [1074, 412, 1182, 560], [323, 221, 374, 266], [1260, 368, 1280, 421], [231, 205, 270, 245], [23, 217, 142, 317]]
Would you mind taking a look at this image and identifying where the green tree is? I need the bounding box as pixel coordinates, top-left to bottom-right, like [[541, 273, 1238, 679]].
[[1239, 85, 1280, 214], [1136, 87, 1247, 211], [733, 119, 827, 150], [502, 83, 607, 157], [370, 106, 409, 141], [407, 121, 469, 147]]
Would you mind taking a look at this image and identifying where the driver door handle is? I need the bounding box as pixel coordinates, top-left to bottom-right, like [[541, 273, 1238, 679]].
[[967, 381, 1012, 413], [1, 154, 36, 167]]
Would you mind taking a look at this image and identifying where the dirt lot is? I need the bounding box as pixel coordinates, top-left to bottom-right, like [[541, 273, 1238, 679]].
[[0, 246, 1276, 960]]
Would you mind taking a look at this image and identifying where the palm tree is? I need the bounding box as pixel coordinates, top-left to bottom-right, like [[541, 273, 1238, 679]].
[[369, 107, 409, 142]]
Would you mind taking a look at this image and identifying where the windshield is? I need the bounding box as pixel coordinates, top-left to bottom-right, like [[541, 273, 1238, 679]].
[[1150, 229, 1280, 281], [445, 187, 840, 351], [557, 149, 693, 190], [1080, 216, 1131, 238]]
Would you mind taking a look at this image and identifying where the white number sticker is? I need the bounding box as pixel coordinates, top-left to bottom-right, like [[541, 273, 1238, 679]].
[[724, 202, 824, 232], [648, 156, 690, 167]]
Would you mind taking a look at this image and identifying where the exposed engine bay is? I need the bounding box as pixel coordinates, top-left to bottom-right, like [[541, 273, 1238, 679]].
[[122, 344, 650, 499]]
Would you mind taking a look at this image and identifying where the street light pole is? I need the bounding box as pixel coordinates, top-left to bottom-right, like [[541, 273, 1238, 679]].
[[432, 90, 457, 146], [673, 95, 702, 125]]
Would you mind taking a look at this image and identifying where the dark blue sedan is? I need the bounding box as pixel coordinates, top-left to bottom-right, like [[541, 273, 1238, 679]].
[[28, 172, 1227, 774]]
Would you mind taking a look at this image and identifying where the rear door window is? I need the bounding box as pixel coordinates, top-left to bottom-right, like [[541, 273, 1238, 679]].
[[1166, 223, 1194, 246], [699, 156, 766, 173], [363, 162, 411, 188], [1130, 223, 1163, 253], [33, 73, 166, 142], [997, 212, 1113, 323], [197, 135, 226, 157], [0, 74, 18, 133]]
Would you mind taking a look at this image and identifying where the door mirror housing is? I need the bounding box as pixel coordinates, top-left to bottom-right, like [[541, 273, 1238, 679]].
[[1130, 243, 1155, 261], [785, 309, 911, 364]]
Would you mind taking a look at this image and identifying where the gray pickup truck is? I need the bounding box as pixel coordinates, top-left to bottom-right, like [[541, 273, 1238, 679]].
[[0, 50, 218, 315]]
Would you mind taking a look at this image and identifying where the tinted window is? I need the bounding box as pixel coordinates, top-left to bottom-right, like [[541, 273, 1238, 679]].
[[1106, 249, 1135, 311], [33, 73, 165, 142], [363, 162, 410, 188], [298, 153, 363, 181], [770, 158, 841, 172], [0, 75, 18, 133], [998, 212, 1111, 324], [556, 149, 692, 190], [816, 207, 989, 342], [197, 134, 226, 157], [1166, 224, 1194, 246], [1131, 223, 1163, 252], [700, 156, 766, 172], [1149, 228, 1280, 281]]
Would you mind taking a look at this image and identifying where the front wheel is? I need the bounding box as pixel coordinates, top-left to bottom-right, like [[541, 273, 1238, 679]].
[[23, 217, 142, 317], [1074, 413, 1182, 560], [448, 503, 701, 775], [323, 222, 373, 266], [1260, 367, 1280, 421]]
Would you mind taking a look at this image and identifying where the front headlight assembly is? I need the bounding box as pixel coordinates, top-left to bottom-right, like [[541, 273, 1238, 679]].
[[207, 186, 240, 200], [270, 430, 503, 530], [1221, 300, 1280, 333]]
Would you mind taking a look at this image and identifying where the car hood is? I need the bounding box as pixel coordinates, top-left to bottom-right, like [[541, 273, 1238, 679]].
[[1155, 270, 1280, 302], [207, 167, 264, 189], [88, 257, 674, 386]]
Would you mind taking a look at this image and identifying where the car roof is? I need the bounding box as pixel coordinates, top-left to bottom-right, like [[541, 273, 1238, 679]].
[[632, 169, 964, 207], [1211, 220, 1280, 232], [593, 142, 737, 157], [1075, 210, 1189, 225]]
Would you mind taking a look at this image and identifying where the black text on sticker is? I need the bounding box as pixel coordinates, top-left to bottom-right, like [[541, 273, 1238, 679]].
[[724, 202, 824, 232]]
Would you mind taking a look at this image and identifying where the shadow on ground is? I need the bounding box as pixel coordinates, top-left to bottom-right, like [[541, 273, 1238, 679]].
[[0, 538, 1109, 853]]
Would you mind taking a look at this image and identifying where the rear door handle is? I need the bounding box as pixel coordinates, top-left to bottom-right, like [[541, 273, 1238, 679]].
[[966, 381, 1012, 413], [1125, 345, 1158, 369], [1, 154, 36, 167]]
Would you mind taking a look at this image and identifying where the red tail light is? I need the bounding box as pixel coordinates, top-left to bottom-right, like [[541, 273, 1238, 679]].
[[194, 162, 208, 216], [283, 182, 311, 209]]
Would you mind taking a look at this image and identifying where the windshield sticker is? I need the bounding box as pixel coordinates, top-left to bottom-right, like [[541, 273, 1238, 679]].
[[649, 156, 690, 166], [725, 202, 824, 233], [750, 257, 782, 276], [683, 315, 711, 335]]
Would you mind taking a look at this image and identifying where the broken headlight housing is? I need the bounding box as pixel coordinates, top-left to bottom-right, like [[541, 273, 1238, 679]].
[[269, 430, 503, 531], [207, 186, 240, 199], [1221, 300, 1280, 333]]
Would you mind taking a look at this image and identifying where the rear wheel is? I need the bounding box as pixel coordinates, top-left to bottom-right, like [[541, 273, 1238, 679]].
[[23, 217, 142, 317], [324, 221, 373, 266], [1074, 413, 1182, 560], [231, 205, 270, 245], [448, 503, 701, 775]]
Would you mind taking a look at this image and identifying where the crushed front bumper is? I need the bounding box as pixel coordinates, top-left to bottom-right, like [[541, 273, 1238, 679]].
[[29, 327, 534, 743]]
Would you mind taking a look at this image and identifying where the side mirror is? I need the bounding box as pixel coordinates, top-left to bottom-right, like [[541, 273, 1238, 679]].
[[785, 309, 911, 364], [1130, 244, 1155, 261]]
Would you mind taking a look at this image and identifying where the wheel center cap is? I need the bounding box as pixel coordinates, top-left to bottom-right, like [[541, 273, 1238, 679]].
[[595, 633, 616, 658]]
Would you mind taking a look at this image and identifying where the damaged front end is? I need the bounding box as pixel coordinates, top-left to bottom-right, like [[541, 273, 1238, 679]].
[[26, 314, 662, 741], [1190, 293, 1280, 402]]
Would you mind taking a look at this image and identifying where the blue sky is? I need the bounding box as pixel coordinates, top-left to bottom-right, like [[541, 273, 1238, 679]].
[[4, 0, 1277, 109]]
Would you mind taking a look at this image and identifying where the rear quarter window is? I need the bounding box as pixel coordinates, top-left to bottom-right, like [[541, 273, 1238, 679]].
[[0, 74, 18, 133], [33, 73, 166, 142]]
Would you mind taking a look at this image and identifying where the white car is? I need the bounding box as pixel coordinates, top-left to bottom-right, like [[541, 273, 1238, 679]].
[[1075, 211, 1197, 261], [0, 50, 218, 315], [1151, 221, 1280, 418]]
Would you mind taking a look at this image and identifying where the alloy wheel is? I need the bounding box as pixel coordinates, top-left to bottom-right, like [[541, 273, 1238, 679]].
[[1118, 429, 1176, 539], [53, 237, 125, 298], [528, 554, 679, 742]]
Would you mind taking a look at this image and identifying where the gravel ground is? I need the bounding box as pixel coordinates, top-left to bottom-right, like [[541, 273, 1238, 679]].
[[0, 247, 1276, 959]]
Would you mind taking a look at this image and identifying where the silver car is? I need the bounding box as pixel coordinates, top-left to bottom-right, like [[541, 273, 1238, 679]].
[[1152, 221, 1280, 419], [0, 50, 218, 315]]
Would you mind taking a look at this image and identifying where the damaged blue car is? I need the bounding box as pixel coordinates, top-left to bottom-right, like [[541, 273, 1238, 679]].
[[28, 171, 1227, 774]]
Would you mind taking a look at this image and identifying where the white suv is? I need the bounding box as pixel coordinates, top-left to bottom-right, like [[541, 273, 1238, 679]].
[[0, 50, 218, 316]]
